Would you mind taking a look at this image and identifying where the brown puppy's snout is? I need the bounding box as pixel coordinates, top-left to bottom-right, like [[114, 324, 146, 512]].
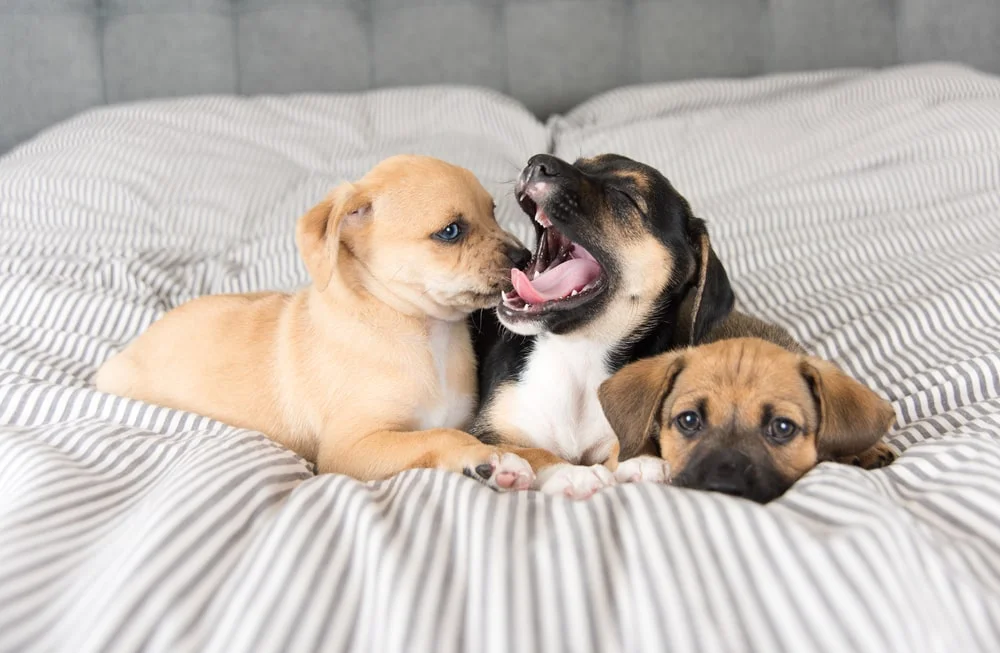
[[695, 449, 753, 497], [675, 444, 790, 503]]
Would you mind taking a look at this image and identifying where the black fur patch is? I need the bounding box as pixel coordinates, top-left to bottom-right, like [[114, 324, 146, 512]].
[[469, 308, 534, 415]]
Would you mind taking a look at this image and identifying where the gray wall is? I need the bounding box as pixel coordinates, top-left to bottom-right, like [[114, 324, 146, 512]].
[[2, 0, 1000, 153]]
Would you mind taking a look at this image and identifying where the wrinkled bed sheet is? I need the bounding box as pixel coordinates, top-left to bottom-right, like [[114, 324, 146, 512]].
[[1, 65, 999, 653]]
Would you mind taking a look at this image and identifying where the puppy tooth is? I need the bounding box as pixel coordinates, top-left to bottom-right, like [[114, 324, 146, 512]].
[[570, 289, 578, 297]]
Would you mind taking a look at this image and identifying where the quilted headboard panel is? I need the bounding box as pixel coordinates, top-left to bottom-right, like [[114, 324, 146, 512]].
[[2, 0, 1000, 152]]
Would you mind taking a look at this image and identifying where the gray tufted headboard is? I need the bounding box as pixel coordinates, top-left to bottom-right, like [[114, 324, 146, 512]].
[[2, 0, 1000, 153]]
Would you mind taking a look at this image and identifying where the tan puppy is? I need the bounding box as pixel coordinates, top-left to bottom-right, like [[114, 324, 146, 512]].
[[599, 335, 896, 503], [96, 155, 539, 489]]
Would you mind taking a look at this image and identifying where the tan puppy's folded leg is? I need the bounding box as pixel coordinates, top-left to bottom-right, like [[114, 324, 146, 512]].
[[316, 428, 535, 491], [503, 446, 566, 472]]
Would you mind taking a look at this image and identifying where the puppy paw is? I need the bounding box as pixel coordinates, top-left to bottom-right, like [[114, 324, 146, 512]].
[[536, 463, 616, 500], [464, 452, 535, 491], [838, 442, 897, 470], [614, 456, 671, 484]]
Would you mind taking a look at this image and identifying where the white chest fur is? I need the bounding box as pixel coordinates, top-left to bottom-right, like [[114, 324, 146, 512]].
[[415, 320, 474, 431], [506, 335, 618, 464]]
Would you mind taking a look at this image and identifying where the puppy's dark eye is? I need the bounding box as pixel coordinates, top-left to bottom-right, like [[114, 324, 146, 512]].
[[767, 418, 799, 443], [612, 187, 644, 216], [433, 222, 463, 242], [674, 411, 703, 435]]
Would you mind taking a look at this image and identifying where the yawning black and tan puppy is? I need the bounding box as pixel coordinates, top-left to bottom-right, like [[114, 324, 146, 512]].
[[598, 323, 897, 503], [472, 153, 734, 498]]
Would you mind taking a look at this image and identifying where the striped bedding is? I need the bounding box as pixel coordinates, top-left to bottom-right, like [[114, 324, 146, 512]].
[[1, 63, 999, 653]]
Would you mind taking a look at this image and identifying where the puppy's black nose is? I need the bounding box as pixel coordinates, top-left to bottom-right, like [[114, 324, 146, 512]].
[[701, 450, 752, 498], [506, 245, 531, 269], [522, 154, 569, 186]]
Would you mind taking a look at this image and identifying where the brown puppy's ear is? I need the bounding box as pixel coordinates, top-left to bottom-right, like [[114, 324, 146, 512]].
[[598, 352, 686, 458], [295, 182, 371, 291], [682, 217, 734, 345], [799, 358, 896, 460]]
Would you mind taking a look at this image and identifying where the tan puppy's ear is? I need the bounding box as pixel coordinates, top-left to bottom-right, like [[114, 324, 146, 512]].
[[295, 182, 371, 291], [598, 352, 686, 458], [799, 358, 896, 460], [683, 217, 735, 346]]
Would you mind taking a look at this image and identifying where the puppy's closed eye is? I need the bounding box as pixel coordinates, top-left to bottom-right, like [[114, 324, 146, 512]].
[[612, 186, 647, 216]]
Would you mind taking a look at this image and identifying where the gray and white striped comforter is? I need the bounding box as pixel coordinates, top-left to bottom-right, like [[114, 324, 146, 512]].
[[2, 63, 999, 653]]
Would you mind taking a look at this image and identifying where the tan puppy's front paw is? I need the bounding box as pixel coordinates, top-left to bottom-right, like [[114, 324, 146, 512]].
[[463, 451, 535, 491], [490, 452, 536, 491], [536, 463, 616, 500], [614, 456, 671, 484]]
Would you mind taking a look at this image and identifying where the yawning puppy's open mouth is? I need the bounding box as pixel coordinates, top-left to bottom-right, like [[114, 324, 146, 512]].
[[500, 196, 607, 315]]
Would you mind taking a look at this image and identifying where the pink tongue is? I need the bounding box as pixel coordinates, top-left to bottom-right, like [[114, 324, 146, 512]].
[[511, 259, 602, 304]]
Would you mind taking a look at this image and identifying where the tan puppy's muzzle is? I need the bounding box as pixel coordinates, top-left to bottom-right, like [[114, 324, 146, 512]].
[[297, 156, 530, 319]]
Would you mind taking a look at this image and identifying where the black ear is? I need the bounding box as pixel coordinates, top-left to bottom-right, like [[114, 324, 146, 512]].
[[681, 217, 734, 345]]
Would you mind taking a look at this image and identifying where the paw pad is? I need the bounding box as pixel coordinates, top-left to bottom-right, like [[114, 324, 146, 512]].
[[466, 453, 534, 492]]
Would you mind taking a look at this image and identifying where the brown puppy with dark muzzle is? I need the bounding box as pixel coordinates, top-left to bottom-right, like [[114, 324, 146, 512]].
[[599, 315, 896, 503], [96, 155, 544, 490]]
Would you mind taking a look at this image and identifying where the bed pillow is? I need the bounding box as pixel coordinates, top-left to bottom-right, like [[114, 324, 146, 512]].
[[551, 62, 1000, 453]]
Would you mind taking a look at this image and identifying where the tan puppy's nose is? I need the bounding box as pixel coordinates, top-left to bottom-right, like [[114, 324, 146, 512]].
[[506, 245, 531, 270]]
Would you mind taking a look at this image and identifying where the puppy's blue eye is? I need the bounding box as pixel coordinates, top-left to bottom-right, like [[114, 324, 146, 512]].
[[768, 418, 799, 442], [434, 222, 463, 242], [675, 411, 702, 435]]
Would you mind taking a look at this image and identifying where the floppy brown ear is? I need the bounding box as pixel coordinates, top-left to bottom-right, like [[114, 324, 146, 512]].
[[295, 182, 370, 291], [682, 217, 734, 345], [799, 358, 896, 460], [598, 352, 686, 458]]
